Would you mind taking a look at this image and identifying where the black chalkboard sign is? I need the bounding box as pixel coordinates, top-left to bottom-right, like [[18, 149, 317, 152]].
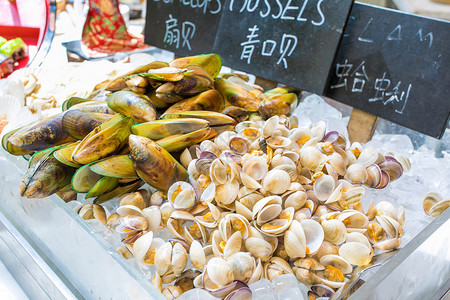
[[144, 0, 224, 55], [326, 3, 450, 138], [212, 0, 354, 94]]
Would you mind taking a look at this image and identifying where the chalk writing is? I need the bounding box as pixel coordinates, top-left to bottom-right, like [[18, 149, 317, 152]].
[[355, 18, 434, 48], [163, 15, 196, 50], [330, 60, 411, 114], [153, 0, 223, 15], [240, 25, 298, 68], [228, 0, 326, 26]]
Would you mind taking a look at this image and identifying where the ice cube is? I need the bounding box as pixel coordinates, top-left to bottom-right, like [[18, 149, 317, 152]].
[[249, 279, 277, 300], [275, 287, 305, 300], [272, 274, 298, 292], [177, 288, 218, 300]]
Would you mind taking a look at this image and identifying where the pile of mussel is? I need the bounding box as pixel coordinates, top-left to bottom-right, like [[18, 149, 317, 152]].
[[2, 53, 410, 299]]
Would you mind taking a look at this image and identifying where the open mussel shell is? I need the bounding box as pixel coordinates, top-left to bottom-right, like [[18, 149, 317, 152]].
[[72, 115, 133, 165], [129, 134, 188, 192], [85, 176, 119, 199], [71, 163, 103, 193], [94, 179, 144, 204], [20, 150, 75, 198], [145, 90, 171, 109], [156, 65, 214, 98], [62, 109, 112, 140], [259, 92, 298, 118], [68, 100, 116, 114], [131, 118, 210, 140], [214, 77, 261, 112], [8, 112, 76, 152], [106, 61, 169, 91], [89, 155, 138, 179], [157, 128, 212, 153], [169, 53, 222, 79], [140, 66, 189, 82], [62, 97, 93, 111], [53, 142, 82, 168], [163, 89, 225, 115], [162, 110, 236, 126], [2, 126, 34, 156], [107, 91, 157, 123]]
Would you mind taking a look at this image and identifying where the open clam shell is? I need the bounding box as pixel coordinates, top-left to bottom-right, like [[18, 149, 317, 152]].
[[284, 220, 306, 259], [423, 192, 443, 216], [339, 242, 372, 266], [168, 181, 197, 210], [429, 199, 450, 218], [321, 219, 347, 245], [313, 174, 335, 201]]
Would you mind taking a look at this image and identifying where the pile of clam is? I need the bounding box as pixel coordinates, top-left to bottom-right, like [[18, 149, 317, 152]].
[[94, 115, 407, 299], [1, 53, 411, 299]]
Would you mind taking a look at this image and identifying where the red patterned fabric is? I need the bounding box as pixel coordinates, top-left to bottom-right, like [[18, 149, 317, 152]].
[[81, 0, 147, 54]]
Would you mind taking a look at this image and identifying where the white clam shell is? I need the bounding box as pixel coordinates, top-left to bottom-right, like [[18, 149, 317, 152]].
[[300, 146, 326, 171], [256, 204, 282, 226], [319, 254, 352, 274], [227, 252, 255, 283], [311, 121, 326, 141], [340, 186, 365, 207], [313, 174, 335, 201], [300, 219, 325, 255], [248, 258, 264, 285], [376, 201, 398, 220], [345, 232, 371, 250], [142, 206, 161, 232], [429, 199, 450, 218], [338, 210, 369, 229], [339, 242, 372, 266], [116, 204, 144, 217], [154, 242, 173, 275], [189, 240, 206, 269], [321, 219, 347, 245], [284, 220, 306, 259], [215, 179, 239, 205], [284, 190, 307, 210], [242, 156, 268, 181], [357, 147, 380, 168], [206, 257, 234, 287], [376, 215, 400, 239], [200, 182, 216, 203], [133, 231, 164, 264], [373, 237, 402, 250], [263, 115, 280, 138], [345, 163, 368, 183], [240, 171, 262, 189], [262, 169, 291, 195], [245, 237, 273, 262], [172, 242, 188, 276], [235, 201, 253, 221]]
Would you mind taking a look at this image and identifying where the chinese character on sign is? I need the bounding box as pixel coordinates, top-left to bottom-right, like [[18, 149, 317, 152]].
[[164, 15, 180, 48], [277, 34, 298, 69], [240, 25, 260, 64], [164, 15, 196, 50], [330, 60, 369, 92], [351, 61, 369, 92], [369, 72, 412, 114]]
